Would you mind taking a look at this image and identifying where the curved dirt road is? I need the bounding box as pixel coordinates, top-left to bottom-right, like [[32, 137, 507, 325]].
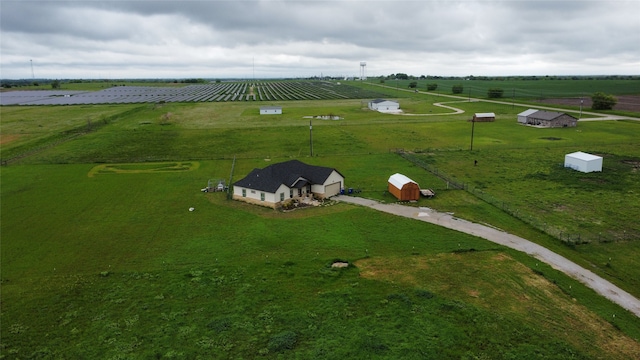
[[335, 195, 640, 318]]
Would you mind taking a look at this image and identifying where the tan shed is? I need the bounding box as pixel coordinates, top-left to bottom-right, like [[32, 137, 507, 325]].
[[473, 112, 495, 122], [388, 173, 420, 201]]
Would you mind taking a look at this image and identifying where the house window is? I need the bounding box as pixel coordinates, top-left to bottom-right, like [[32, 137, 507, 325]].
[[289, 189, 293, 198], [260, 192, 265, 201], [242, 189, 246, 197], [280, 192, 285, 201]]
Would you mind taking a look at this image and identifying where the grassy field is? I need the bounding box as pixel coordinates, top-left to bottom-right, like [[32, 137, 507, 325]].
[[2, 80, 640, 358], [363, 78, 640, 99]]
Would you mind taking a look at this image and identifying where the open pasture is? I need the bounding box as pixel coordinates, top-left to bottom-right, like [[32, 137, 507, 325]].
[[2, 161, 640, 359], [2, 85, 640, 357], [359, 78, 640, 116], [365, 78, 640, 99]]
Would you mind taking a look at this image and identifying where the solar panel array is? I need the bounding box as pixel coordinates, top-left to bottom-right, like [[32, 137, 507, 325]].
[[1, 81, 386, 106]]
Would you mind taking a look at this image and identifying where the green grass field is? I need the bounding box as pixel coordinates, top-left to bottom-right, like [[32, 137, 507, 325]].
[[364, 77, 640, 99], [2, 80, 639, 358]]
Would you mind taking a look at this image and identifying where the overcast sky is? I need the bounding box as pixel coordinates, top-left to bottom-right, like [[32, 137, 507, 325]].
[[1, 0, 639, 79]]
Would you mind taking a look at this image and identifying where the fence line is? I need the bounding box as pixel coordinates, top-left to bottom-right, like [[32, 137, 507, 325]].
[[227, 155, 236, 200], [398, 151, 627, 246]]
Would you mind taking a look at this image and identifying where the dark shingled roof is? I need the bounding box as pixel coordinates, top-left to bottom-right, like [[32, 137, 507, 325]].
[[529, 110, 576, 120], [233, 160, 341, 193]]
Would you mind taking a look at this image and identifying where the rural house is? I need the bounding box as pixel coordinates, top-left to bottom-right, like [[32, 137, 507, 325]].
[[232, 160, 345, 208], [517, 109, 577, 128], [388, 173, 420, 201], [473, 112, 496, 122], [260, 106, 282, 115], [564, 151, 603, 173], [368, 99, 400, 112]]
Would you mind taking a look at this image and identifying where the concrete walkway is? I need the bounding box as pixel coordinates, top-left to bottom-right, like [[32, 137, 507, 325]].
[[335, 195, 640, 318]]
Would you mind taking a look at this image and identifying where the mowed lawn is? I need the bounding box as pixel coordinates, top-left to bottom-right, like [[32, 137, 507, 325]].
[[2, 89, 640, 358]]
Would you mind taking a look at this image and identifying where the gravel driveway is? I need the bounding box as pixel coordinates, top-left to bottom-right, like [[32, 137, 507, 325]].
[[335, 195, 640, 318]]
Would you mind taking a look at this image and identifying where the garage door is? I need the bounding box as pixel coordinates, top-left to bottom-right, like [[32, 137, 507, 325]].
[[324, 182, 341, 197]]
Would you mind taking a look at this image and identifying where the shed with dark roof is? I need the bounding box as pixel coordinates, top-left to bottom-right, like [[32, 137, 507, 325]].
[[232, 160, 344, 208]]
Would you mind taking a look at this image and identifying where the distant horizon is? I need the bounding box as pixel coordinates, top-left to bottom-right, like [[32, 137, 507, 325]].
[[3, 74, 640, 82]]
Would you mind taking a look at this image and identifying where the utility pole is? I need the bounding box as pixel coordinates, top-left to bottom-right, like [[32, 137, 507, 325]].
[[579, 97, 583, 119], [309, 120, 313, 157], [470, 118, 476, 151]]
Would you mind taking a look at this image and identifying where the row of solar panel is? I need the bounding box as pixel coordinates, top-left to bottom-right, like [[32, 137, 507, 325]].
[[1, 82, 357, 105]]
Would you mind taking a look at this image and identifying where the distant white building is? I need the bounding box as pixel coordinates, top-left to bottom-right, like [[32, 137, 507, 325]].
[[260, 106, 282, 115], [368, 99, 400, 112], [564, 151, 603, 173]]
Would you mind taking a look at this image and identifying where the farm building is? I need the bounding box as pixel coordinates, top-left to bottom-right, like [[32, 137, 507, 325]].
[[473, 112, 496, 122], [260, 106, 282, 115], [517, 109, 538, 123], [368, 99, 400, 112], [564, 151, 603, 173], [232, 160, 344, 208], [518, 109, 577, 128], [388, 173, 420, 201]]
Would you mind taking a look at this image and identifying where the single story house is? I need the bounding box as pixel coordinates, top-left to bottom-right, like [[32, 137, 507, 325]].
[[473, 112, 496, 122], [564, 151, 603, 173], [518, 109, 577, 128], [388, 173, 420, 201], [232, 160, 345, 208], [368, 99, 400, 112], [260, 106, 282, 115]]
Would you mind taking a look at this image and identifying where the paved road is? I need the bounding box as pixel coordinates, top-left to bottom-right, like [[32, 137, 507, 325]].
[[335, 195, 640, 318]]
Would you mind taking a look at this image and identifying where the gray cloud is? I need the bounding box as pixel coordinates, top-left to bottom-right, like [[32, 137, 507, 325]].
[[1, 0, 638, 79]]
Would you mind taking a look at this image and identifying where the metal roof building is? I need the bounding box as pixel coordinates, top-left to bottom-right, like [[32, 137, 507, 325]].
[[565, 152, 603, 173]]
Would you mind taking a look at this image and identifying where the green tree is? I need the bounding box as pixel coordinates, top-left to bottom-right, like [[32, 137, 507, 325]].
[[452, 84, 464, 94], [51, 80, 61, 89], [591, 92, 617, 110], [408, 81, 417, 89], [426, 83, 438, 91]]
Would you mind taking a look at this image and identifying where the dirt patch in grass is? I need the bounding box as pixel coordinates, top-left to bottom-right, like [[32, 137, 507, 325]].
[[540, 137, 563, 141], [355, 252, 640, 359], [622, 160, 640, 172], [0, 134, 22, 146], [537, 95, 640, 112]]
